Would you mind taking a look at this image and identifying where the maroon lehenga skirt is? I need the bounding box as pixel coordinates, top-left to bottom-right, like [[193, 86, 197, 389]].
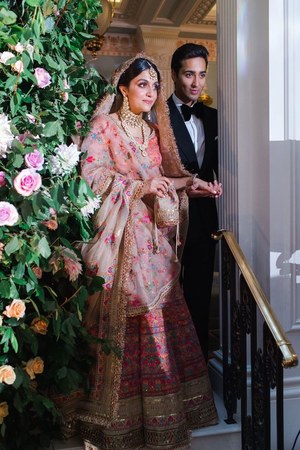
[[78, 282, 217, 449]]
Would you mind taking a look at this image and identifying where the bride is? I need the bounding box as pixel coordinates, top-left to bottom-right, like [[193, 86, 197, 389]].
[[77, 54, 218, 450]]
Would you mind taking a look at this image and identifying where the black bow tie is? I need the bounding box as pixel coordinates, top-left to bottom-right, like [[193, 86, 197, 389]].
[[181, 102, 203, 121]]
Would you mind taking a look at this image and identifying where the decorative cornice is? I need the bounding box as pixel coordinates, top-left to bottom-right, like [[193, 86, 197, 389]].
[[176, 37, 217, 61], [187, 0, 216, 25], [114, 0, 141, 20], [83, 32, 142, 57]]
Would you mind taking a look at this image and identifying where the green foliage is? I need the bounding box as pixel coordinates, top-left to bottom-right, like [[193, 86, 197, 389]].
[[0, 1, 107, 448]]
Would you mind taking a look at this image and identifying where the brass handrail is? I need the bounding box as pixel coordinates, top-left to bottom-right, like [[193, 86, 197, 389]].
[[213, 229, 298, 368]]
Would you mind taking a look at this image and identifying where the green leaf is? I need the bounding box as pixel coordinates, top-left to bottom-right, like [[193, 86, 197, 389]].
[[52, 310, 61, 337], [10, 328, 18, 353], [0, 7, 17, 24], [9, 280, 19, 299], [5, 235, 20, 256], [5, 75, 18, 90], [0, 280, 10, 298], [10, 91, 22, 116], [88, 275, 104, 295], [13, 366, 26, 389], [13, 262, 25, 279], [12, 153, 24, 168], [43, 120, 60, 137], [56, 366, 67, 379], [38, 236, 51, 258], [25, 0, 40, 5], [45, 54, 59, 70]]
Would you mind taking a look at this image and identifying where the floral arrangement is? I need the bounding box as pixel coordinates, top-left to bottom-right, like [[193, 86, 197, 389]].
[[0, 1, 108, 449]]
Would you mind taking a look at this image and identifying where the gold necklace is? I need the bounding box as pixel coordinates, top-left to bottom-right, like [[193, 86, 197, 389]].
[[119, 96, 143, 128], [120, 116, 150, 157]]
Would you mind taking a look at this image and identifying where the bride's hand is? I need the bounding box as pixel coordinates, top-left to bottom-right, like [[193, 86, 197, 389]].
[[143, 177, 171, 198]]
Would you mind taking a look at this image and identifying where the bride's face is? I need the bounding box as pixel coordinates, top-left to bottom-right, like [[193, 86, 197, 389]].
[[120, 69, 159, 115]]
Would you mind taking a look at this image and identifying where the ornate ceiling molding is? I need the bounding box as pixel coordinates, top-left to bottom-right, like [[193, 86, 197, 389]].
[[114, 0, 141, 20], [186, 0, 216, 25], [113, 0, 217, 27]]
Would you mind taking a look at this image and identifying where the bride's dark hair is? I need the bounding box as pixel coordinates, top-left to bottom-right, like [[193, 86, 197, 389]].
[[118, 58, 160, 87]]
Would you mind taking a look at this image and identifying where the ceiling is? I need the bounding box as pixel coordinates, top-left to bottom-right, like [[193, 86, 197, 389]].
[[109, 0, 216, 36], [85, 1, 217, 82]]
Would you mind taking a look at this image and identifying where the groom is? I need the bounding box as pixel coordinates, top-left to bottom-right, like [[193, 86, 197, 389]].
[[167, 43, 222, 361]]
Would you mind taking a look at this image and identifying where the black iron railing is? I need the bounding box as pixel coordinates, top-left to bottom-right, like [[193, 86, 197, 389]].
[[213, 230, 298, 450]]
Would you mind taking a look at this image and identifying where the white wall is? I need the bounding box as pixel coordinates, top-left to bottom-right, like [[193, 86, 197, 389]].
[[218, 0, 300, 446]]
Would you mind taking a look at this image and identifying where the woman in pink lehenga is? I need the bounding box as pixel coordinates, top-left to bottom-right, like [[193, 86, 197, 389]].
[[77, 54, 218, 450]]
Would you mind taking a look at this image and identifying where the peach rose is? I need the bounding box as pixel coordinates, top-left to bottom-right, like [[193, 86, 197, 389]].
[[25, 357, 44, 380], [14, 168, 42, 197], [42, 218, 58, 230], [12, 60, 24, 73], [30, 317, 48, 335], [3, 299, 26, 320], [0, 365, 16, 385], [0, 402, 8, 424]]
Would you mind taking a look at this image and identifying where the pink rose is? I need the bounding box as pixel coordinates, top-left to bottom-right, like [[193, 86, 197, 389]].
[[24, 149, 44, 171], [26, 114, 35, 124], [14, 168, 42, 197], [75, 121, 82, 130], [34, 67, 51, 88], [0, 201, 19, 226], [18, 130, 31, 144], [0, 171, 6, 187]]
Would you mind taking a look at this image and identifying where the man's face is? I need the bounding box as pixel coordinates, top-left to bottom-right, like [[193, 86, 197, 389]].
[[172, 57, 207, 105]]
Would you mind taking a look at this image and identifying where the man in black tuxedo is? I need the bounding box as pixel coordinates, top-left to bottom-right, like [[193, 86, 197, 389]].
[[168, 43, 222, 361]]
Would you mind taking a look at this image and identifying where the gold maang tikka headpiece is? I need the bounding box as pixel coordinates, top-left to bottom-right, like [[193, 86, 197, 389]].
[[147, 62, 158, 82]]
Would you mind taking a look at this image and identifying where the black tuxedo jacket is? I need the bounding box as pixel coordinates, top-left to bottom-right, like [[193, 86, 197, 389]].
[[167, 96, 219, 236]]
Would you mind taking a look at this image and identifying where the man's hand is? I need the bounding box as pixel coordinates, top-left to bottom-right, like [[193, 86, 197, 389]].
[[186, 177, 223, 198]]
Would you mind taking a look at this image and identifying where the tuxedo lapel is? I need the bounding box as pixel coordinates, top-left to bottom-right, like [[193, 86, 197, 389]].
[[167, 97, 199, 168]]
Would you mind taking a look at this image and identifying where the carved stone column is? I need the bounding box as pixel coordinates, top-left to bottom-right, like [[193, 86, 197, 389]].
[[139, 25, 180, 98]]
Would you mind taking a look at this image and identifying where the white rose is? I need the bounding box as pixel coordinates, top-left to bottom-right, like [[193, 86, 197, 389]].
[[0, 114, 14, 158], [0, 51, 15, 64]]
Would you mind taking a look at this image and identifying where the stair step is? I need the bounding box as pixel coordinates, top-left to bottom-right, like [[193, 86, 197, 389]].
[[191, 392, 241, 449]]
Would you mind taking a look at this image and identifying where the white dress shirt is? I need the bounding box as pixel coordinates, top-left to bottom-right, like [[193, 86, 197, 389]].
[[172, 93, 205, 168]]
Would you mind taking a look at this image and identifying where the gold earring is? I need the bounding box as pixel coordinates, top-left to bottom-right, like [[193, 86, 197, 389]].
[[119, 95, 143, 127], [121, 95, 130, 115]]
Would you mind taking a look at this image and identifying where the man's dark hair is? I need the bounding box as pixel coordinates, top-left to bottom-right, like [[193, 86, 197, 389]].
[[171, 43, 209, 74]]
